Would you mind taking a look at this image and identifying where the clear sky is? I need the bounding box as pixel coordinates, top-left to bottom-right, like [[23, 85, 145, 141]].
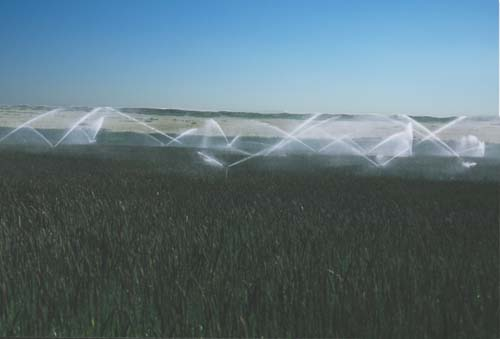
[[0, 0, 497, 116]]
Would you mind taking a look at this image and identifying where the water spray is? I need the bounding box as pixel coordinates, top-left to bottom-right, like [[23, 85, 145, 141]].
[[0, 107, 489, 173]]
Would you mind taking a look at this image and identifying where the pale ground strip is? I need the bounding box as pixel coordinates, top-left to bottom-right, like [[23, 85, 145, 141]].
[[0, 108, 499, 143]]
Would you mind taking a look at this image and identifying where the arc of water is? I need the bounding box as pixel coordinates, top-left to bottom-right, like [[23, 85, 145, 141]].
[[318, 135, 348, 153], [366, 123, 413, 156], [166, 128, 197, 146], [414, 116, 467, 146], [356, 123, 414, 167], [224, 135, 252, 155], [375, 141, 416, 167], [272, 115, 340, 153], [227, 116, 323, 168], [227, 136, 364, 167], [144, 133, 166, 146], [400, 116, 462, 157], [334, 137, 380, 167], [378, 146, 414, 167], [207, 119, 229, 145], [92, 109, 164, 146], [377, 122, 457, 167], [109, 108, 179, 144], [288, 113, 321, 136], [227, 148, 269, 168], [68, 116, 105, 143], [54, 107, 103, 147], [228, 147, 252, 156], [295, 115, 340, 138], [227, 135, 240, 147], [257, 122, 317, 155], [90, 116, 105, 141], [79, 127, 94, 143], [25, 127, 55, 147], [318, 132, 380, 167], [227, 155, 254, 168], [197, 151, 224, 167], [228, 129, 380, 169], [0, 108, 63, 144], [261, 114, 320, 154]]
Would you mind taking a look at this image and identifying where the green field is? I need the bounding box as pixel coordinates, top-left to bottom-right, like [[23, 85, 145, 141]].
[[0, 147, 498, 338]]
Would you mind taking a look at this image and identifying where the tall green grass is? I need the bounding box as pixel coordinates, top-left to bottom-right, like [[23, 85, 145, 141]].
[[0, 150, 498, 338]]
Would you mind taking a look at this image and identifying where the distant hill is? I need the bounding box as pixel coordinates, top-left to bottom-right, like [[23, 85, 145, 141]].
[[119, 107, 312, 120]]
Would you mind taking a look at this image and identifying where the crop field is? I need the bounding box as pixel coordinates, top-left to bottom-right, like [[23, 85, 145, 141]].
[[0, 147, 498, 338]]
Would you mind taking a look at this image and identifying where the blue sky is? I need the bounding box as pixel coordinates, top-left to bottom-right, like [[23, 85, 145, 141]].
[[0, 0, 497, 115]]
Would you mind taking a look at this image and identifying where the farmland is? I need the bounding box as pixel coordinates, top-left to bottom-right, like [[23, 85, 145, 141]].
[[0, 146, 498, 338]]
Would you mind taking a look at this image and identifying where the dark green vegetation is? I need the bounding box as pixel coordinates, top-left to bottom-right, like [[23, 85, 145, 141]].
[[0, 147, 498, 338]]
